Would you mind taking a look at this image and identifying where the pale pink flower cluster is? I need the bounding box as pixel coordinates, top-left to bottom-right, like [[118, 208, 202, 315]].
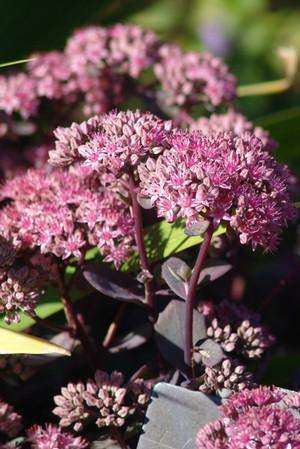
[[50, 110, 172, 175], [139, 128, 295, 251], [0, 168, 134, 267], [202, 299, 275, 359], [53, 370, 152, 432], [0, 398, 22, 438], [154, 43, 236, 108], [191, 109, 277, 151], [27, 424, 88, 449], [196, 386, 300, 449]]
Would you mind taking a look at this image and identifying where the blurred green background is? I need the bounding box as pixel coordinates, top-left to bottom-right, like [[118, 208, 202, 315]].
[[1, 0, 300, 119]]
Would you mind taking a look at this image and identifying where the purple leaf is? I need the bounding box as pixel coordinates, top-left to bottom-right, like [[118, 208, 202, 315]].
[[154, 299, 207, 371], [83, 262, 145, 304], [137, 382, 220, 449], [194, 338, 224, 368], [137, 194, 153, 209], [161, 257, 191, 299], [198, 260, 232, 285], [109, 323, 153, 353]]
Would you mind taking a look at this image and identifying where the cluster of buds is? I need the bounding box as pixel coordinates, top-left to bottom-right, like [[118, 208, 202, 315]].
[[0, 355, 36, 381], [196, 386, 300, 448], [0, 237, 44, 323], [198, 358, 254, 397], [53, 370, 153, 433], [204, 299, 275, 360]]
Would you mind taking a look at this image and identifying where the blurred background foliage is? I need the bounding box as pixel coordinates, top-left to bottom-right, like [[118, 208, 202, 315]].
[[1, 0, 300, 118]]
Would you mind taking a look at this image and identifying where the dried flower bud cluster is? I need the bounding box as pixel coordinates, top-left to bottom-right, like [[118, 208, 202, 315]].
[[139, 128, 295, 251], [204, 299, 275, 359], [27, 424, 88, 449], [198, 357, 253, 397], [53, 370, 152, 432], [154, 44, 236, 108], [0, 398, 22, 438], [196, 386, 300, 448], [0, 168, 134, 268]]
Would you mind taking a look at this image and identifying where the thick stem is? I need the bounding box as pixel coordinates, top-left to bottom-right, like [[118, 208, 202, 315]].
[[128, 172, 156, 321], [184, 223, 215, 368], [103, 303, 127, 348]]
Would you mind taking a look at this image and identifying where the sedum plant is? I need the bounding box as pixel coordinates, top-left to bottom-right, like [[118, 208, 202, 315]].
[[0, 20, 298, 449]]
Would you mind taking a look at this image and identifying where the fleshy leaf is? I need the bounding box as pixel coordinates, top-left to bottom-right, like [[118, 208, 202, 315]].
[[154, 299, 207, 371], [198, 260, 232, 285], [137, 382, 220, 449], [161, 257, 191, 299], [83, 262, 145, 304], [185, 219, 210, 236], [0, 326, 70, 355], [109, 323, 153, 353], [194, 338, 224, 368]]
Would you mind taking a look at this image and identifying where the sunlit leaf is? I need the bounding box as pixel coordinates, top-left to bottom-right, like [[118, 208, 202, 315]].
[[0, 326, 70, 355]]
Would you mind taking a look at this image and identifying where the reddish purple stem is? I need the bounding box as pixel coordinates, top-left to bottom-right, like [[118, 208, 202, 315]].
[[184, 222, 215, 368], [128, 172, 156, 321]]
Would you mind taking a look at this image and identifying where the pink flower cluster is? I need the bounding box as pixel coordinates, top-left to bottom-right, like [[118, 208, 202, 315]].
[[53, 370, 152, 432], [27, 424, 88, 449], [154, 44, 236, 108], [190, 109, 277, 151], [139, 128, 295, 251], [0, 168, 134, 267], [196, 386, 300, 449], [0, 24, 236, 131], [49, 110, 172, 174]]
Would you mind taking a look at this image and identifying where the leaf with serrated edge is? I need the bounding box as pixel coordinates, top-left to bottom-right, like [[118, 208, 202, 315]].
[[0, 326, 70, 355], [137, 382, 220, 449]]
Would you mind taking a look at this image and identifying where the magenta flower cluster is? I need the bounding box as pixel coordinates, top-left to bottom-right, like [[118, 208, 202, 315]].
[[49, 110, 172, 174], [27, 424, 88, 449], [0, 24, 235, 132], [154, 43, 236, 108], [0, 167, 134, 267], [138, 126, 295, 250], [196, 386, 300, 449], [0, 397, 22, 438]]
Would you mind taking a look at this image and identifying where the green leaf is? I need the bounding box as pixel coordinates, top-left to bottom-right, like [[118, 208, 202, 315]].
[[0, 326, 70, 355], [256, 107, 300, 175], [123, 220, 226, 271]]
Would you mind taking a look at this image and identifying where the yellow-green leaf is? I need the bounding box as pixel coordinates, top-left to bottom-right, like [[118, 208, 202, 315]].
[[0, 326, 70, 355]]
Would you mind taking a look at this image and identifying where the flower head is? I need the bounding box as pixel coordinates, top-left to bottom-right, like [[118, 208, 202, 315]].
[[50, 110, 172, 175], [191, 110, 277, 151], [139, 129, 295, 251], [154, 44, 236, 108], [0, 168, 134, 267], [0, 73, 38, 119], [196, 387, 300, 449], [27, 424, 88, 449]]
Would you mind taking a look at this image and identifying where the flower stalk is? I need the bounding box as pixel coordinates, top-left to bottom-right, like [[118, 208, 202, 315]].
[[128, 172, 156, 321], [184, 222, 215, 369]]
